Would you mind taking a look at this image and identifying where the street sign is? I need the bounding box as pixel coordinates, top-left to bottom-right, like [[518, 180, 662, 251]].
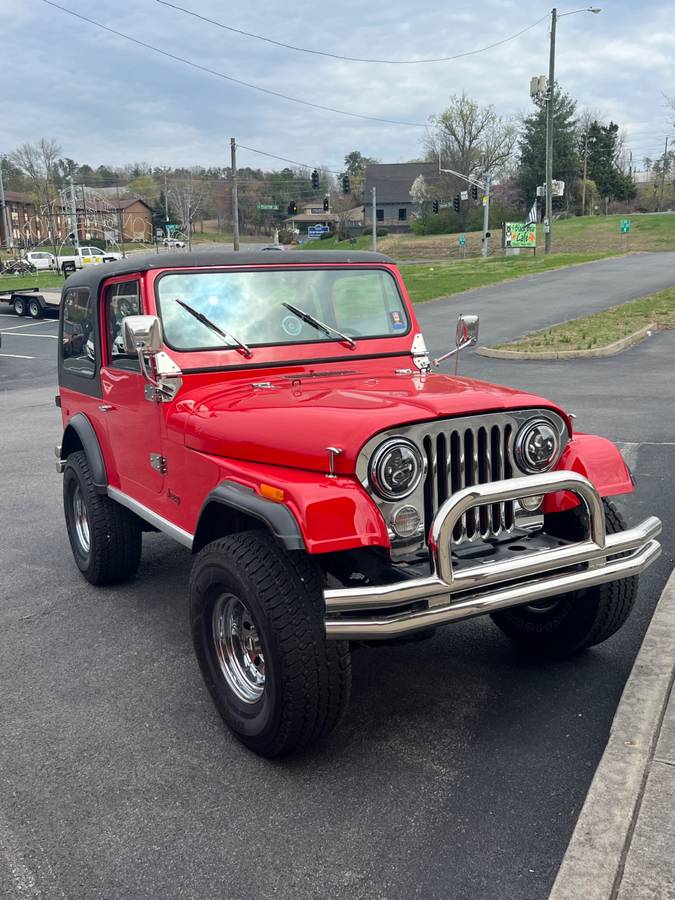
[[620, 218, 631, 233], [458, 234, 466, 246], [505, 222, 537, 249], [308, 225, 329, 237], [460, 190, 469, 201], [256, 203, 279, 211]]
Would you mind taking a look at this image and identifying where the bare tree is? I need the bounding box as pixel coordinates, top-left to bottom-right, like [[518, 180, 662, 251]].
[[168, 171, 206, 248], [424, 93, 517, 179], [8, 139, 62, 252]]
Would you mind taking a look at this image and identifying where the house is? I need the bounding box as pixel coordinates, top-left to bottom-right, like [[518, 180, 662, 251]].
[[364, 162, 440, 231], [283, 201, 363, 236]]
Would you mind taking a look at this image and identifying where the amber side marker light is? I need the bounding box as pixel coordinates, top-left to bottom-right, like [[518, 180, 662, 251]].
[[260, 484, 285, 502]]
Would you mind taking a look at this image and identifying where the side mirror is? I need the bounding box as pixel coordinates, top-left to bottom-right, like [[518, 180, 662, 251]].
[[122, 315, 163, 355], [434, 313, 480, 371]]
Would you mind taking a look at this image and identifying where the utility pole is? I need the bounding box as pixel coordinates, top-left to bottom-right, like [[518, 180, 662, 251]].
[[231, 137, 240, 252], [581, 127, 589, 217], [372, 186, 377, 252], [0, 163, 13, 251], [163, 169, 169, 240], [481, 174, 491, 258], [544, 7, 557, 254], [658, 136, 669, 212], [68, 175, 80, 251]]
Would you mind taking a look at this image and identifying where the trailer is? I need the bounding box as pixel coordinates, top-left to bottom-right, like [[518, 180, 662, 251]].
[[0, 287, 61, 319]]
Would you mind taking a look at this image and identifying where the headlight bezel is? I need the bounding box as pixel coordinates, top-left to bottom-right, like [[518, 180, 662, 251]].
[[514, 417, 562, 474], [369, 437, 425, 502]]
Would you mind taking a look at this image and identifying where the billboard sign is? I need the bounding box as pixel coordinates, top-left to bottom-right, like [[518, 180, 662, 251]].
[[504, 222, 537, 249]]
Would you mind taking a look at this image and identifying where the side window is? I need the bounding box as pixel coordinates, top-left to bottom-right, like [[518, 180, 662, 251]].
[[62, 288, 96, 378], [105, 281, 141, 369]]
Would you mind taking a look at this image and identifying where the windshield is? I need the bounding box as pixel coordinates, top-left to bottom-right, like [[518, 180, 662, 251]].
[[156, 267, 409, 352]]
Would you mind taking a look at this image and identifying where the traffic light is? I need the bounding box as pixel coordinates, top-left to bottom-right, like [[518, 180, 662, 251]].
[[311, 169, 320, 190], [323, 196, 329, 212], [432, 200, 439, 214], [287, 201, 298, 216], [342, 175, 350, 194], [471, 184, 478, 200], [453, 195, 460, 212]]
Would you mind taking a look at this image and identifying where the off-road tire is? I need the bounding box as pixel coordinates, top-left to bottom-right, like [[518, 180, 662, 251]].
[[63, 450, 142, 585], [490, 499, 638, 658], [12, 296, 26, 316], [28, 298, 43, 319], [190, 531, 351, 757]]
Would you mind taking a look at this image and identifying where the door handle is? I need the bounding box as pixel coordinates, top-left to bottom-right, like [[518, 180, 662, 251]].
[[98, 404, 114, 412]]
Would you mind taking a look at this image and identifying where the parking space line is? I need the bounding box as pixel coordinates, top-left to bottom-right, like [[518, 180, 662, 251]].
[[0, 353, 35, 359], [1, 321, 58, 331], [0, 332, 58, 339]]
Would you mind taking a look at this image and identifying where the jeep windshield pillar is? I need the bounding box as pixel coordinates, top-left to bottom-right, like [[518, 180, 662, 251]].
[[55, 251, 661, 757]]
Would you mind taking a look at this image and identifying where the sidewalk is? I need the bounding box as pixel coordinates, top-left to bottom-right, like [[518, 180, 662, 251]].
[[550, 570, 675, 900]]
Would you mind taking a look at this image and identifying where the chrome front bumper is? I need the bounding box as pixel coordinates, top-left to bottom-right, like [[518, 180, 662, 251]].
[[324, 471, 661, 640]]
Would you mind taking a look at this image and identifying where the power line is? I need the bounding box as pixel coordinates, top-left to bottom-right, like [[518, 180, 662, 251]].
[[156, 0, 550, 66], [236, 144, 342, 175], [40, 0, 428, 127]]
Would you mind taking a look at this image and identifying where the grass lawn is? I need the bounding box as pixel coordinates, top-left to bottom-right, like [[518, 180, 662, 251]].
[[298, 235, 374, 251], [0, 271, 65, 292], [493, 286, 675, 352], [398, 252, 612, 303]]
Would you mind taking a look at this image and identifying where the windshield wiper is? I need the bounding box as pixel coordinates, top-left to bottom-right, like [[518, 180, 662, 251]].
[[175, 298, 252, 358], [282, 302, 356, 349]]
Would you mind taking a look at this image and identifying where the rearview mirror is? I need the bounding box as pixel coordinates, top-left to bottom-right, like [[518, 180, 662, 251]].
[[434, 313, 480, 372], [122, 315, 163, 355]]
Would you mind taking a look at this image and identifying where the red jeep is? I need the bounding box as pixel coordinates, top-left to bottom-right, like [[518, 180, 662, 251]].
[[56, 251, 661, 756]]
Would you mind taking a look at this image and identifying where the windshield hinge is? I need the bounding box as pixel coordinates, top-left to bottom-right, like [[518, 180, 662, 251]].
[[411, 333, 431, 373]]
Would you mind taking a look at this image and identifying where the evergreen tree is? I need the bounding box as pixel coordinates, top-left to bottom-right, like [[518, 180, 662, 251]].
[[518, 86, 580, 205], [585, 120, 636, 202]]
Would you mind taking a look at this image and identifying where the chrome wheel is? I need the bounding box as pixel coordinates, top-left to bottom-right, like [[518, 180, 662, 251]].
[[212, 594, 266, 704], [72, 484, 90, 554]]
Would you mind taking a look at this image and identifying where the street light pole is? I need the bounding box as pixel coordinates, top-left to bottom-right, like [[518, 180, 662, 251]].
[[544, 7, 557, 255], [231, 137, 240, 252]]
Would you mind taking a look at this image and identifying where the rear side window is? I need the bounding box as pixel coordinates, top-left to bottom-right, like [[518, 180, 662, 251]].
[[62, 288, 95, 378]]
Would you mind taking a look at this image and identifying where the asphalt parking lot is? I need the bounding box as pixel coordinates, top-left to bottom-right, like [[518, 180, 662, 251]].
[[1, 260, 674, 900]]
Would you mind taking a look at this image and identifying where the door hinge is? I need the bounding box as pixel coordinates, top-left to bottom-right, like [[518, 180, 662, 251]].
[[149, 453, 168, 474]]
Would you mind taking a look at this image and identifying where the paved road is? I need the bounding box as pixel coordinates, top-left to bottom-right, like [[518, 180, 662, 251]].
[[1, 255, 674, 899]]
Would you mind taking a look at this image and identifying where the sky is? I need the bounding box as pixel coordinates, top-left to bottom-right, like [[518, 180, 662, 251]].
[[2, 0, 673, 175]]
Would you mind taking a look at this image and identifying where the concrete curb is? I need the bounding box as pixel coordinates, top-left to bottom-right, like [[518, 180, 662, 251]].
[[549, 569, 675, 900], [477, 324, 658, 361]]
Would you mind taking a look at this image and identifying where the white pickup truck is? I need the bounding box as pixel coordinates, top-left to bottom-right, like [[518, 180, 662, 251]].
[[56, 245, 123, 274]]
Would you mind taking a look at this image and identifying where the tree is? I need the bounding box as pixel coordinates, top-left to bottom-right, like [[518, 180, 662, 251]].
[[518, 86, 580, 206], [585, 120, 636, 205], [425, 93, 517, 179], [8, 139, 63, 251], [127, 175, 161, 207], [342, 151, 377, 198]]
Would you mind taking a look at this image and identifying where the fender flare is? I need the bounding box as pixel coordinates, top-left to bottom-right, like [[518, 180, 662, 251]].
[[60, 413, 108, 493], [194, 481, 305, 552]]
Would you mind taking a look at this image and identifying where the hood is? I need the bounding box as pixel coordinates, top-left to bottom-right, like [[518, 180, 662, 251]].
[[181, 366, 567, 475]]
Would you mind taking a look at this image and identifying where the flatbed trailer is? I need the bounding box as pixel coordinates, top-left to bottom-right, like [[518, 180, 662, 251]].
[[0, 287, 61, 319]]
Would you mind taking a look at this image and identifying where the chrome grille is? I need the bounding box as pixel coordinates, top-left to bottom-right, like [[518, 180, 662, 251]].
[[421, 418, 515, 542]]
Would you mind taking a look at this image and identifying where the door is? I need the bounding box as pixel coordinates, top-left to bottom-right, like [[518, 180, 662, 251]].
[[99, 277, 165, 500]]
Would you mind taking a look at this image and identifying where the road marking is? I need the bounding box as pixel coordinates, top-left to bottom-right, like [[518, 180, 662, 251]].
[[0, 321, 57, 331], [0, 332, 58, 339], [0, 353, 35, 359]]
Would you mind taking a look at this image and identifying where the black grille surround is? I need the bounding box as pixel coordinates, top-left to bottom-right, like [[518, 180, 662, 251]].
[[356, 409, 569, 557]]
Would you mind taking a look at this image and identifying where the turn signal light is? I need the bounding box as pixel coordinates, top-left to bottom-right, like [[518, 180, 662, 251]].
[[260, 484, 285, 502]]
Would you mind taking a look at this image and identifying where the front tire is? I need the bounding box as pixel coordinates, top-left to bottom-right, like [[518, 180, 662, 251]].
[[63, 451, 142, 585], [12, 296, 26, 316], [28, 298, 43, 319], [190, 532, 351, 757], [491, 499, 638, 658]]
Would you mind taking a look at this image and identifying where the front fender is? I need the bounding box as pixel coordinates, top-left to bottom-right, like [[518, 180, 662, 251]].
[[197, 454, 390, 555], [545, 433, 633, 514]]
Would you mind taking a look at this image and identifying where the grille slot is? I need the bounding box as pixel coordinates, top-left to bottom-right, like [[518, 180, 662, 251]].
[[422, 418, 516, 544]]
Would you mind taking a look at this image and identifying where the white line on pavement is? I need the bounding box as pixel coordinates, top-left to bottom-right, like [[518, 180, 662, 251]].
[[0, 353, 35, 359], [1, 320, 58, 331], [0, 332, 58, 339]]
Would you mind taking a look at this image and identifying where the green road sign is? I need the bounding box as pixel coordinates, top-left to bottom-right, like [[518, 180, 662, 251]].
[[504, 222, 537, 249], [257, 203, 280, 211], [620, 218, 631, 233], [458, 234, 466, 246]]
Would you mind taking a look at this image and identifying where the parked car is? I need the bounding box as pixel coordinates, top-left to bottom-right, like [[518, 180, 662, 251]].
[[25, 250, 56, 270], [163, 238, 186, 248], [260, 244, 286, 251], [55, 251, 661, 757]]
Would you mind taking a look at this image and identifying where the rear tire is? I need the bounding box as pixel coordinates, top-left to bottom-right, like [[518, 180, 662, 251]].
[[28, 298, 43, 319], [12, 296, 26, 316], [490, 499, 638, 658], [190, 531, 351, 757], [63, 450, 142, 585]]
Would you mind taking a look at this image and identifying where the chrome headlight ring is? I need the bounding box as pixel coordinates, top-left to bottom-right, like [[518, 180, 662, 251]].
[[514, 418, 562, 474], [369, 437, 425, 501]]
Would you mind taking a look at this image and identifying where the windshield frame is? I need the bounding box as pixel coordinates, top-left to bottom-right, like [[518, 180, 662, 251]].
[[153, 264, 411, 354]]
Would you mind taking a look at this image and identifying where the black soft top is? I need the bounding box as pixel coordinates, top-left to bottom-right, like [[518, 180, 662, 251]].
[[61, 249, 396, 298]]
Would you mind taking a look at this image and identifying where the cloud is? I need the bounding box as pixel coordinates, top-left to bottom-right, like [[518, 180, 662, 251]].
[[0, 0, 671, 171]]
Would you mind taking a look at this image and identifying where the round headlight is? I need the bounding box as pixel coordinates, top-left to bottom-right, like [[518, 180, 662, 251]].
[[515, 419, 561, 473], [370, 438, 424, 501]]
